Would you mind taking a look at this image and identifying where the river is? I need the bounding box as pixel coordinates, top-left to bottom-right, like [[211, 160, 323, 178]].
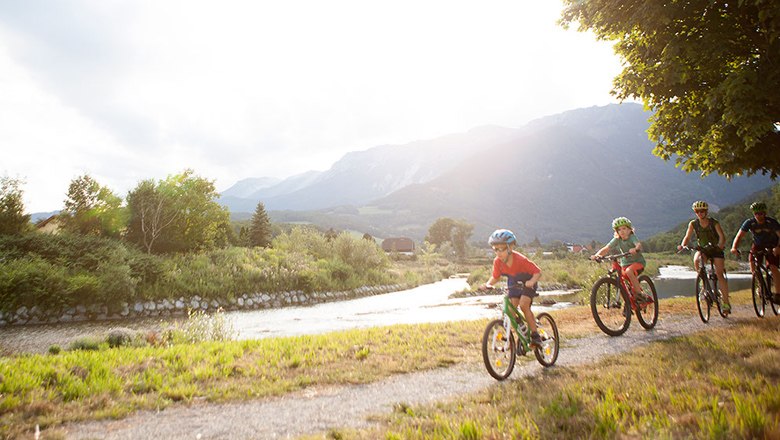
[[0, 268, 753, 354], [652, 265, 752, 299]]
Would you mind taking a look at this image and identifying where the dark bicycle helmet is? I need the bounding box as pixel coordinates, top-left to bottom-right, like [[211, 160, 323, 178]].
[[750, 201, 767, 213], [488, 229, 517, 246], [611, 217, 632, 230]]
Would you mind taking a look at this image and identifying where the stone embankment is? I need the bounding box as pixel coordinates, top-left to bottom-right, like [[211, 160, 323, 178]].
[[0, 284, 407, 327]]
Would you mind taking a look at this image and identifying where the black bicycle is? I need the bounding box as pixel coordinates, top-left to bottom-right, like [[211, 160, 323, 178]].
[[679, 245, 729, 323], [744, 248, 780, 318]]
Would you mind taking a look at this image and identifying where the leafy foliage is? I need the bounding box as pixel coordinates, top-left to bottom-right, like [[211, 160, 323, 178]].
[[425, 217, 474, 258], [125, 169, 231, 253], [560, 0, 780, 177], [0, 176, 31, 236], [60, 174, 125, 237]]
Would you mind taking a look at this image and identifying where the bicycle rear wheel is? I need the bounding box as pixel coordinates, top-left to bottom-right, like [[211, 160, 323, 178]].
[[752, 271, 766, 318], [715, 285, 729, 319], [636, 275, 658, 329], [696, 274, 712, 323], [590, 277, 630, 336], [533, 312, 559, 367], [482, 319, 516, 380]]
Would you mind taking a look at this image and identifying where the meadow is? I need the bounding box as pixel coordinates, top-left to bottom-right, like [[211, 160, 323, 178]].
[[1, 289, 778, 439]]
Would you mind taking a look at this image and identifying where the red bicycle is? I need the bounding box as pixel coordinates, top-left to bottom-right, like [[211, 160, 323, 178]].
[[590, 251, 658, 336]]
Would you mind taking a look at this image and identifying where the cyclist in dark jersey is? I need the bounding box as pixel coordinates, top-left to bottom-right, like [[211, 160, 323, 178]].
[[678, 200, 731, 313], [730, 201, 780, 303]]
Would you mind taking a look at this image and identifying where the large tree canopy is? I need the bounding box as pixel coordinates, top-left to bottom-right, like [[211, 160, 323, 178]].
[[125, 170, 230, 253], [561, 0, 780, 178]]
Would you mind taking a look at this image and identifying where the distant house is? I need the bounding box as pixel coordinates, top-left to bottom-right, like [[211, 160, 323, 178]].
[[36, 215, 62, 235], [381, 237, 415, 254], [565, 242, 590, 253]]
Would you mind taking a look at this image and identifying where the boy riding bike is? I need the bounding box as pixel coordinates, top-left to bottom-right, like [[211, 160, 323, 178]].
[[479, 229, 543, 348], [678, 200, 731, 314], [730, 201, 780, 303]]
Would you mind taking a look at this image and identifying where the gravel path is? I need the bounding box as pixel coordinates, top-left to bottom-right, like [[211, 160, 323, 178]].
[[60, 306, 752, 439]]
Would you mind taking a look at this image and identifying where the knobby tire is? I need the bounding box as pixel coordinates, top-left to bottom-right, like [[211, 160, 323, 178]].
[[696, 273, 712, 323], [636, 275, 658, 329], [533, 312, 559, 367], [482, 319, 516, 380], [591, 277, 630, 336]]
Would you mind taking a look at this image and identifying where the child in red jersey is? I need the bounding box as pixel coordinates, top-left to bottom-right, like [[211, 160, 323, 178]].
[[480, 229, 542, 347]]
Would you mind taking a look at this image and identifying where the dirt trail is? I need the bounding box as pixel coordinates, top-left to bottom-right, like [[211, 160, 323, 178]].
[[60, 308, 750, 439]]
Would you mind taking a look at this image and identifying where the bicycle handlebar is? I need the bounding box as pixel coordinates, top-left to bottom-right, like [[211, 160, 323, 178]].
[[591, 250, 636, 263]]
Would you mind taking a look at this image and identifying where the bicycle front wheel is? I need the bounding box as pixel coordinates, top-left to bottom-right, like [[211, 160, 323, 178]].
[[696, 274, 712, 323], [752, 271, 766, 318], [768, 273, 780, 316], [591, 277, 630, 336], [533, 312, 559, 367], [482, 319, 516, 380], [636, 275, 658, 329]]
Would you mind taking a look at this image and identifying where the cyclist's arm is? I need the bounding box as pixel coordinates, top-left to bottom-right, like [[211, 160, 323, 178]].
[[629, 236, 642, 255], [774, 230, 780, 257], [679, 221, 695, 250], [730, 229, 747, 254], [482, 275, 500, 290], [525, 272, 541, 288], [591, 244, 610, 260], [714, 222, 726, 250]]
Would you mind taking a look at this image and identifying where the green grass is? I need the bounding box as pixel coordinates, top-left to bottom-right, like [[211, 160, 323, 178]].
[[0, 290, 776, 439], [347, 309, 780, 439], [0, 321, 486, 439]]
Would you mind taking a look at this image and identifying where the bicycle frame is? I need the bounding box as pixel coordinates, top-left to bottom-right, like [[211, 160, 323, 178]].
[[604, 257, 641, 312], [500, 295, 533, 354]]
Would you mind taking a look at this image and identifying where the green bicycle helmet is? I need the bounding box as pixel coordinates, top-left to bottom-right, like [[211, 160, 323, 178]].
[[691, 200, 708, 211], [750, 201, 767, 213], [611, 217, 632, 230]]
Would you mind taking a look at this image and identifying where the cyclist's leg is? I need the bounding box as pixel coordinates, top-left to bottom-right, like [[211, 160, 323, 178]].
[[713, 255, 729, 304], [623, 263, 642, 293], [518, 295, 536, 333], [693, 251, 702, 272], [767, 252, 780, 300]]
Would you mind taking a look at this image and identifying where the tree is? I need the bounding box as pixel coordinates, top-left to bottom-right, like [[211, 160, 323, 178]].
[[425, 218, 457, 247], [560, 0, 780, 178], [125, 170, 230, 253], [425, 217, 473, 258], [125, 179, 178, 253], [248, 202, 272, 247], [61, 174, 125, 237], [0, 176, 31, 235]]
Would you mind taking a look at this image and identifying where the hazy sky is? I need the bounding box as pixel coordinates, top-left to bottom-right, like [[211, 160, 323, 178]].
[[0, 1, 623, 213]]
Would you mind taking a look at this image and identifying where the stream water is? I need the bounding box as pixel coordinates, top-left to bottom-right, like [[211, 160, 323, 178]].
[[0, 267, 754, 354]]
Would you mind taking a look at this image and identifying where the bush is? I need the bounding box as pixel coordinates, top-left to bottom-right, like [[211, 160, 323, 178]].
[[163, 308, 235, 344]]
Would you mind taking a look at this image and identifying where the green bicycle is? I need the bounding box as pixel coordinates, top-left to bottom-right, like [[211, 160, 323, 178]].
[[481, 288, 560, 380]]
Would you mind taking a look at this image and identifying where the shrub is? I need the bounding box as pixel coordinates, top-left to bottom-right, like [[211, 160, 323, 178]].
[[107, 327, 138, 348]]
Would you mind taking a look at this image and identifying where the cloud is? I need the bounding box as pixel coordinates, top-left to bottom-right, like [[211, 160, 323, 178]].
[[0, 1, 623, 212]]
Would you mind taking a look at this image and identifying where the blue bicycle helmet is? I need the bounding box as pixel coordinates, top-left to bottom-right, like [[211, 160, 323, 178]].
[[488, 229, 517, 246]]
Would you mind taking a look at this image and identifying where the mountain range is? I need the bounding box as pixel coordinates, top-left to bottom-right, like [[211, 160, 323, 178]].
[[221, 103, 774, 243]]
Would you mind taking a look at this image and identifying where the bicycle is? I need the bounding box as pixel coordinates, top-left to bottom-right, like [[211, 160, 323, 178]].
[[481, 287, 559, 380], [590, 251, 658, 336], [742, 248, 780, 318], [679, 245, 729, 323]]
